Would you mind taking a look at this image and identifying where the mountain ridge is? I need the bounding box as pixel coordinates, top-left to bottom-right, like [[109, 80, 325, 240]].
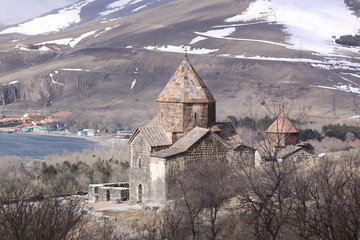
[[0, 0, 359, 129]]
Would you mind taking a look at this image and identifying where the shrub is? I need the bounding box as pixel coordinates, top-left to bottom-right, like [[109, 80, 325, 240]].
[[299, 129, 323, 141], [322, 124, 360, 141], [335, 34, 360, 46]]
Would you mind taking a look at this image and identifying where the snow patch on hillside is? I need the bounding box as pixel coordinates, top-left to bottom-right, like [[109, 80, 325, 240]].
[[61, 68, 90, 71], [94, 25, 119, 37], [0, 0, 96, 35], [8, 81, 18, 85], [69, 30, 97, 47], [314, 84, 360, 94], [131, 79, 137, 89], [225, 0, 360, 54], [49, 72, 64, 85], [0, 0, 77, 25], [145, 45, 218, 54], [132, 4, 149, 12], [100, 0, 146, 15], [195, 28, 291, 48], [36, 30, 97, 47], [189, 36, 207, 45], [195, 27, 236, 39]]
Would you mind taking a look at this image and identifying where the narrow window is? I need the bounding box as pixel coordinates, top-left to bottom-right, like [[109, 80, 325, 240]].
[[106, 189, 110, 201], [138, 157, 142, 168], [138, 184, 143, 203]]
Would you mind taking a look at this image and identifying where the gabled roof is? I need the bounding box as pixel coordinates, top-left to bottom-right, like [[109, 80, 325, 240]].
[[129, 126, 172, 147], [151, 127, 210, 158], [157, 57, 216, 103], [265, 113, 299, 134], [214, 122, 243, 146], [171, 127, 209, 150], [277, 146, 304, 159], [257, 145, 311, 159], [151, 127, 233, 158]]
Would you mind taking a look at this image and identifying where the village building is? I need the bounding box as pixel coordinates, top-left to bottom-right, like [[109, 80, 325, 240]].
[[0, 117, 22, 127], [265, 113, 300, 148], [78, 129, 100, 137], [21, 112, 45, 122], [255, 113, 314, 165], [128, 57, 255, 204]]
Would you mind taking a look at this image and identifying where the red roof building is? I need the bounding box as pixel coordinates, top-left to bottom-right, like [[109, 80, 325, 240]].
[[265, 113, 299, 148]]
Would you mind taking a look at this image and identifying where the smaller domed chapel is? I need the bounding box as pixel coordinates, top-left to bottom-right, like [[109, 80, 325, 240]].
[[128, 56, 255, 203]]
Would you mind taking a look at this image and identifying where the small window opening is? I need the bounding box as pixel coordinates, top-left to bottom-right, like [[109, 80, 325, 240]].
[[138, 184, 143, 203], [106, 189, 110, 201]]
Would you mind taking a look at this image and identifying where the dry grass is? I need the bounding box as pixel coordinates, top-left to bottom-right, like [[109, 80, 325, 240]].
[[43, 141, 129, 165], [102, 209, 149, 228]]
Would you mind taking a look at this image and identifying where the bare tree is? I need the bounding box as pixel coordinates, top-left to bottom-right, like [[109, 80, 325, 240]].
[[136, 157, 233, 240], [0, 175, 87, 240], [175, 157, 233, 240], [233, 160, 299, 240]]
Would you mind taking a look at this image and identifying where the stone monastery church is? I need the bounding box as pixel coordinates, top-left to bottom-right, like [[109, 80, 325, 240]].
[[128, 56, 255, 203]]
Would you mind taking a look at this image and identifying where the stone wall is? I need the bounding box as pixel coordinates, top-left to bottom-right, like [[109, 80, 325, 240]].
[[164, 133, 230, 200], [182, 103, 216, 133], [231, 145, 255, 167], [149, 157, 167, 202], [185, 133, 229, 162], [165, 156, 186, 200], [88, 183, 129, 203], [157, 102, 184, 133], [129, 132, 169, 203], [157, 102, 216, 136], [267, 133, 299, 147], [283, 149, 312, 162], [129, 132, 152, 203]]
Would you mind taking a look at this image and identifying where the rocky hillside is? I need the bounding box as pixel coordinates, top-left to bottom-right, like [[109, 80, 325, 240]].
[[0, 0, 359, 129]]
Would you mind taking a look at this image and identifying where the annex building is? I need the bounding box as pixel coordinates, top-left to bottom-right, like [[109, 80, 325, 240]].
[[255, 113, 314, 165], [128, 56, 255, 204]]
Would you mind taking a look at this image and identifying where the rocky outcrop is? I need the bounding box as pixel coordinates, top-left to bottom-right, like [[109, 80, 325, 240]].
[[0, 84, 21, 105]]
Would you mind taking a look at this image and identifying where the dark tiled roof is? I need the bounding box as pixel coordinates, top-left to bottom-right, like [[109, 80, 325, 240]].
[[277, 146, 304, 159], [214, 122, 243, 146], [157, 57, 216, 103], [151, 127, 209, 158], [171, 127, 209, 149], [257, 146, 307, 159], [129, 126, 172, 147], [150, 148, 187, 158], [265, 113, 299, 134]]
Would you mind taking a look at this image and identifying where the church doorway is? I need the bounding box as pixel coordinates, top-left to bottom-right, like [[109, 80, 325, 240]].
[[138, 184, 143, 203]]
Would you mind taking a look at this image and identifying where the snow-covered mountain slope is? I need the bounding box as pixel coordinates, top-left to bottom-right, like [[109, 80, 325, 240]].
[[0, 0, 176, 35], [0, 0, 360, 121], [0, 0, 77, 26], [224, 0, 360, 55]]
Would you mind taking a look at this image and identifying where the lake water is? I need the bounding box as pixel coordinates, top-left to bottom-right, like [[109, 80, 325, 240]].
[[0, 133, 98, 159]]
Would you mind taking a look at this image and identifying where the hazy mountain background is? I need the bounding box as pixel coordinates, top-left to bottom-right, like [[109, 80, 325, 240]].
[[0, 0, 77, 25], [0, 0, 358, 130]]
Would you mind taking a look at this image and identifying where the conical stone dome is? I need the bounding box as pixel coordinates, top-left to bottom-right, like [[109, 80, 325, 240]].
[[157, 57, 215, 103]]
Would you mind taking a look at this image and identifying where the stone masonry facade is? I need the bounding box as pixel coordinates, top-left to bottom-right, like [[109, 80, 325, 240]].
[[128, 57, 255, 203]]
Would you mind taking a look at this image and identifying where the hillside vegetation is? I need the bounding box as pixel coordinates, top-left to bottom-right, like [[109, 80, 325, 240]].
[[335, 34, 360, 46]]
